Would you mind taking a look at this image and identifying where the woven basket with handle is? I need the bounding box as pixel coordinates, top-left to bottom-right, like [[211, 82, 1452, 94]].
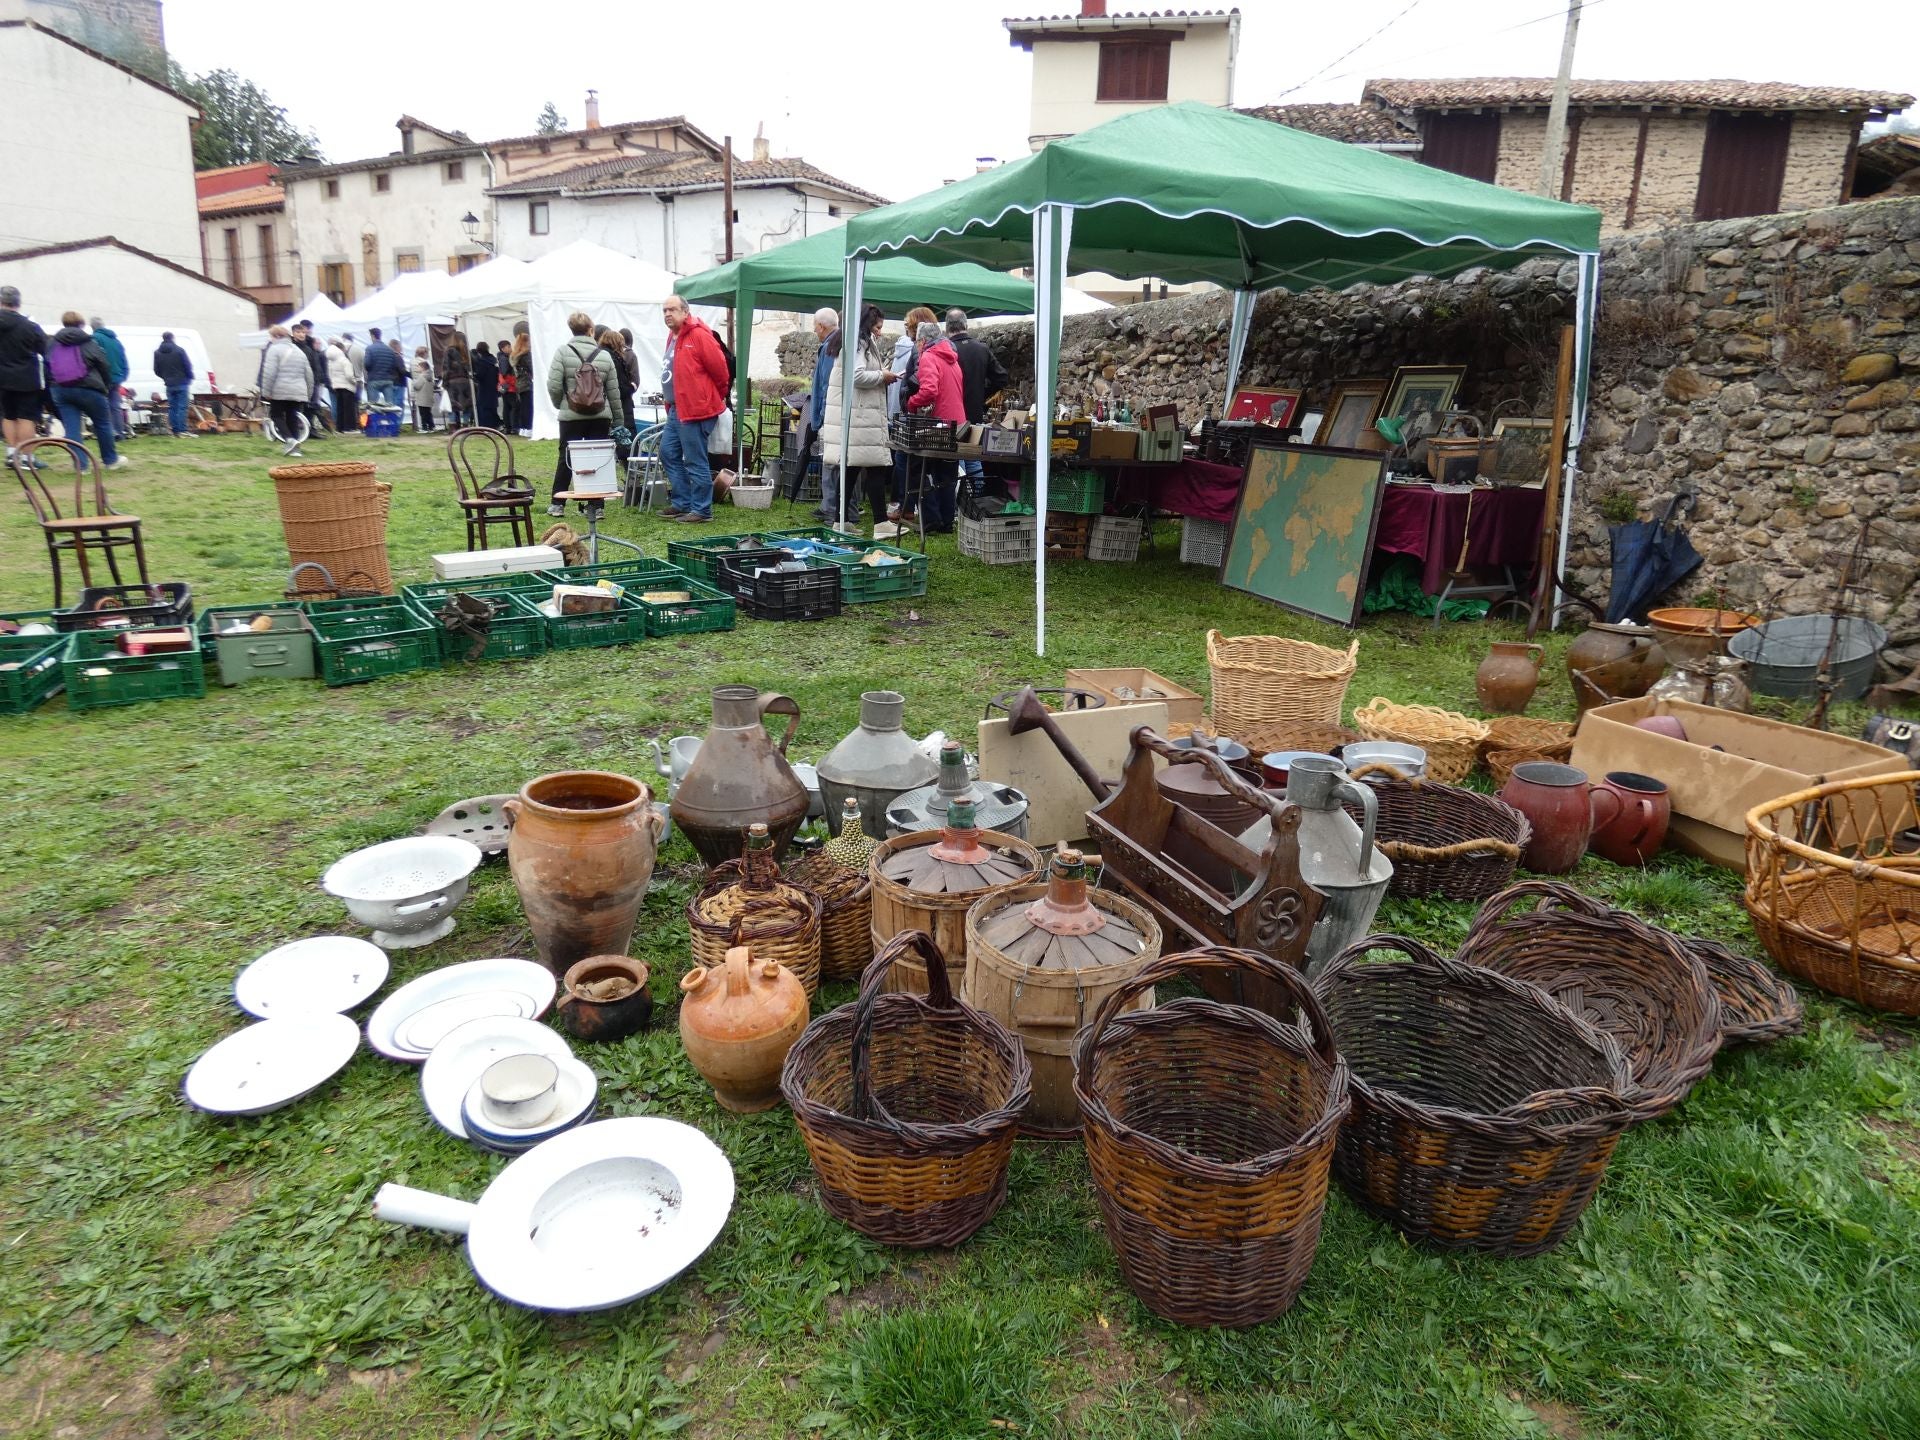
[[1353, 697, 1489, 784], [1344, 764, 1529, 901], [781, 932, 1031, 1247], [688, 850, 823, 997], [1206, 630, 1359, 734]]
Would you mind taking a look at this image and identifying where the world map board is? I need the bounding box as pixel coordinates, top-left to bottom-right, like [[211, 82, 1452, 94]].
[[1220, 444, 1387, 626]]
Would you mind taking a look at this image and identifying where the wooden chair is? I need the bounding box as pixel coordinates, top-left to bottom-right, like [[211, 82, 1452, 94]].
[[447, 427, 535, 550], [11, 436, 148, 608]]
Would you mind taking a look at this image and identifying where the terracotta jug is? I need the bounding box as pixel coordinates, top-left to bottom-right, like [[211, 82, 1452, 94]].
[[1588, 771, 1671, 867], [678, 944, 810, 1112], [506, 771, 663, 980], [671, 686, 810, 868], [1475, 641, 1545, 714], [1498, 761, 1601, 875]]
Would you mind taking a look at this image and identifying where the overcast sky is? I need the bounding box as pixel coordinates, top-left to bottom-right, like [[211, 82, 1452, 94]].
[[168, 0, 1918, 205]]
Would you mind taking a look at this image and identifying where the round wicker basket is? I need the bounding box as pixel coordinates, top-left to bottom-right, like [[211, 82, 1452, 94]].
[[1353, 698, 1490, 785]]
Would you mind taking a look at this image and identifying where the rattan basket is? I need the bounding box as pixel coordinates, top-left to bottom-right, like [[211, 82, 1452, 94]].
[[1743, 772, 1920, 1016], [1312, 934, 1635, 1257], [270, 463, 393, 595], [1206, 630, 1359, 734], [688, 849, 824, 998], [1458, 882, 1723, 1121], [781, 933, 1031, 1247], [1074, 946, 1349, 1327], [1353, 698, 1490, 784], [1343, 767, 1530, 901], [788, 850, 874, 984], [1686, 937, 1804, 1045]]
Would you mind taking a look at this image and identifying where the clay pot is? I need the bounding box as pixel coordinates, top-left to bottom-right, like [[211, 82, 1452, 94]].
[[1566, 623, 1664, 715], [678, 944, 810, 1113], [1588, 771, 1671, 867], [557, 955, 653, 1043], [671, 686, 810, 868], [1475, 641, 1545, 714], [1498, 761, 1599, 875], [1634, 715, 1689, 741], [505, 771, 664, 981]]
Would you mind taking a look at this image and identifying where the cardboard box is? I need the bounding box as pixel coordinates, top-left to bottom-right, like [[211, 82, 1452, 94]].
[[1087, 427, 1139, 462], [1065, 666, 1205, 726], [1568, 697, 1907, 869], [433, 545, 563, 579]]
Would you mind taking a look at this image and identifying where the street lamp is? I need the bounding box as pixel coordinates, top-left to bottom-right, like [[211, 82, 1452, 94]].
[[460, 212, 494, 253]]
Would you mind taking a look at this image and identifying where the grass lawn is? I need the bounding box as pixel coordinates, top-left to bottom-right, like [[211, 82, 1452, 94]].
[[2, 431, 1917, 1440]]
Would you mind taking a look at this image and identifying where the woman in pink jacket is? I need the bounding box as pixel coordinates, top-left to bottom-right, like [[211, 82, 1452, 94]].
[[903, 321, 965, 531]]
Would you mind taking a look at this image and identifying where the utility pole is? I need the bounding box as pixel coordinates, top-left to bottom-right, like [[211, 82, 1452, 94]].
[[1538, 1, 1582, 198], [722, 135, 736, 352]]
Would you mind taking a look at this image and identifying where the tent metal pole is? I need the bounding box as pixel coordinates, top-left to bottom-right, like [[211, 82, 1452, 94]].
[[1223, 288, 1256, 418], [837, 256, 864, 531], [735, 286, 755, 475], [1031, 204, 1072, 657], [1552, 251, 1600, 630]]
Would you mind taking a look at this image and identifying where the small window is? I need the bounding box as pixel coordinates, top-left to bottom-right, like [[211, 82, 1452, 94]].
[[395, 251, 422, 274], [828, 204, 843, 218], [223, 228, 241, 287], [1096, 40, 1170, 103], [445, 159, 465, 183], [258, 225, 277, 285], [528, 200, 550, 235], [449, 253, 482, 274], [374, 172, 390, 194], [324, 178, 340, 200], [318, 262, 353, 306]]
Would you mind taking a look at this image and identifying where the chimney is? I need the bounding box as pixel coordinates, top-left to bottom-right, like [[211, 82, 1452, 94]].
[[752, 123, 769, 163], [584, 89, 601, 130], [1081, 0, 1106, 15], [975, 156, 997, 173]]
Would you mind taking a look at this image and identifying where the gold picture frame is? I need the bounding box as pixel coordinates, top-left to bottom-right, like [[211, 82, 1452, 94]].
[[1319, 378, 1389, 450], [1381, 365, 1467, 429]]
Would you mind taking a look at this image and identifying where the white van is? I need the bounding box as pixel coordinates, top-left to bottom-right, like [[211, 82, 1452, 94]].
[[115, 326, 217, 402]]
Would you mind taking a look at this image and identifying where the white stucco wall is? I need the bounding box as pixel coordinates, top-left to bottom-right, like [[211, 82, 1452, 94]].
[[282, 155, 491, 302], [502, 186, 874, 273], [0, 23, 200, 263], [1024, 22, 1236, 147], [7, 243, 258, 390]]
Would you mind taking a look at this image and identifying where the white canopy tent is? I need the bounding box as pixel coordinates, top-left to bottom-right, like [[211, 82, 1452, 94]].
[[237, 293, 349, 351], [971, 288, 1113, 326], [332, 272, 453, 359]]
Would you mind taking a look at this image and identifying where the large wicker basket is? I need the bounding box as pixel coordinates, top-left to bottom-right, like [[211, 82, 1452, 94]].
[[788, 850, 874, 984], [1744, 772, 1920, 1016], [1312, 935, 1635, 1257], [1458, 882, 1723, 1121], [1206, 630, 1359, 735], [1074, 947, 1349, 1327], [1353, 697, 1490, 784], [269, 462, 393, 596], [1344, 767, 1530, 901], [687, 851, 823, 998], [781, 933, 1031, 1247]]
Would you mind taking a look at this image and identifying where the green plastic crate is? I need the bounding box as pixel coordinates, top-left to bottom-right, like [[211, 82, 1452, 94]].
[[1046, 468, 1106, 515], [536, 558, 685, 589], [638, 577, 736, 637], [815, 544, 930, 604], [197, 605, 316, 686], [405, 589, 548, 663], [754, 526, 847, 546], [534, 591, 652, 651], [400, 573, 548, 611], [0, 626, 66, 713], [667, 534, 769, 582], [303, 598, 440, 687], [63, 628, 207, 712]]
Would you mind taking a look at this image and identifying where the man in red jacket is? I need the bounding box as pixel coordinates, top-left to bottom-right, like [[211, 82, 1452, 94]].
[[904, 320, 965, 532], [660, 295, 731, 522]]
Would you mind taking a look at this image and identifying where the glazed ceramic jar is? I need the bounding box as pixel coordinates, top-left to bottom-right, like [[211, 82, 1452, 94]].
[[506, 771, 663, 980], [1475, 641, 1545, 714], [677, 945, 810, 1112]]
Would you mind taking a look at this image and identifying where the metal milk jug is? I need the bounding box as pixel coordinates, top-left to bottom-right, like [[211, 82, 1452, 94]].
[[1284, 755, 1392, 976], [816, 691, 939, 842]]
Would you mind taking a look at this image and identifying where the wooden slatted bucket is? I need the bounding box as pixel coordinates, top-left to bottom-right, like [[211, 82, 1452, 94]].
[[964, 880, 1162, 1138], [868, 828, 1041, 995]]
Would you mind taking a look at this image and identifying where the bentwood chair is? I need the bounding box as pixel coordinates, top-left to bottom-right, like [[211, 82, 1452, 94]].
[[11, 436, 149, 607], [446, 427, 536, 549]]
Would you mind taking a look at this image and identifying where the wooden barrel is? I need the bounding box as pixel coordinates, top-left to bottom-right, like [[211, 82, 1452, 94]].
[[962, 884, 1162, 1138], [868, 828, 1042, 995]]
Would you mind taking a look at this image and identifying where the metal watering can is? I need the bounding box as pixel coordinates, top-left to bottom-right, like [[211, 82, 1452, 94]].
[[1280, 756, 1392, 976]]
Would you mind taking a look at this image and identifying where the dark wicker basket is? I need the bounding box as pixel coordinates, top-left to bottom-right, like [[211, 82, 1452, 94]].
[[1343, 768, 1531, 902], [1311, 934, 1635, 1257], [1689, 937, 1804, 1045], [781, 932, 1031, 1247], [1074, 947, 1349, 1327], [1458, 882, 1723, 1121]]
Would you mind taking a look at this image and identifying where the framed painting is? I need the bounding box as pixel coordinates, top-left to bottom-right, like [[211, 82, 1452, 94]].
[[1219, 436, 1389, 628], [1319, 378, 1388, 450], [1490, 417, 1557, 486], [1381, 365, 1466, 430], [1226, 385, 1302, 428]]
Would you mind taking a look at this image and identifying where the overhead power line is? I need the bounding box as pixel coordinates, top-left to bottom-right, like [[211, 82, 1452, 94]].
[[1269, 0, 1429, 103]]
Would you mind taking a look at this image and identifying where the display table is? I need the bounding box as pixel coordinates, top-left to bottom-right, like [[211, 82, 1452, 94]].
[[1373, 483, 1546, 595]]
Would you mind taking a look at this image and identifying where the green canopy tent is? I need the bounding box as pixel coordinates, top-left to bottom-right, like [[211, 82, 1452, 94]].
[[838, 101, 1604, 654], [673, 226, 1039, 423]]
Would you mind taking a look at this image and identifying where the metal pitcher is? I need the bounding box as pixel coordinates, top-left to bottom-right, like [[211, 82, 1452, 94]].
[[1284, 755, 1392, 977], [670, 687, 809, 867]]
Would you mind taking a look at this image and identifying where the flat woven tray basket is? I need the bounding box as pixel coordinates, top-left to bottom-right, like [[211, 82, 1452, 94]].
[[781, 933, 1031, 1247], [1353, 697, 1490, 785]]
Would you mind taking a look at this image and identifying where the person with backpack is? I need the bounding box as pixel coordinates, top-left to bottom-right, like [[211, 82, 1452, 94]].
[[656, 294, 728, 523], [89, 316, 130, 439], [152, 331, 195, 436], [46, 312, 123, 470], [545, 311, 625, 514]]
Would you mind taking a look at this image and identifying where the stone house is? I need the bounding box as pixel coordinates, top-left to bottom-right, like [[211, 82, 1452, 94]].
[[1362, 78, 1911, 234], [196, 162, 293, 324]]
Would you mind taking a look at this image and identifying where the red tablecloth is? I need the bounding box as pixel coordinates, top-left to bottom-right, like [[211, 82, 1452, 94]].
[[1373, 484, 1546, 595], [1106, 458, 1244, 524]]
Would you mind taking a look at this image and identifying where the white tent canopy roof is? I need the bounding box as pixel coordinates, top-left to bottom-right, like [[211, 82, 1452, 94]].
[[973, 287, 1112, 325]]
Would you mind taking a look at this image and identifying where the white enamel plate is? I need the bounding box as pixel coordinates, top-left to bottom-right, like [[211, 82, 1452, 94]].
[[234, 936, 390, 1019], [420, 1015, 573, 1139], [364, 958, 557, 1062], [183, 1014, 361, 1116]]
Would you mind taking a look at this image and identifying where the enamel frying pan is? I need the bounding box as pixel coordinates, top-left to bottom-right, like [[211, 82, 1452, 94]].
[[374, 1117, 733, 1311]]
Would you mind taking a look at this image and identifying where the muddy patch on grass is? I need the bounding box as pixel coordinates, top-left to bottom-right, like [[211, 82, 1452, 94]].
[[1864, 1114, 1920, 1177], [175, 1174, 256, 1245], [1521, 1397, 1595, 1438], [0, 1333, 182, 1440], [1854, 1020, 1917, 1052]]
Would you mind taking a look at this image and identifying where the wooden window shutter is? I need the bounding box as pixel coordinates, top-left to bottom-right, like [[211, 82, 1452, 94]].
[[1695, 112, 1790, 221]]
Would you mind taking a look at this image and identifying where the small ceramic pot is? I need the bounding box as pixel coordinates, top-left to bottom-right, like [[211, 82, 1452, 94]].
[[557, 955, 653, 1043], [1588, 771, 1671, 867], [1499, 761, 1597, 875]]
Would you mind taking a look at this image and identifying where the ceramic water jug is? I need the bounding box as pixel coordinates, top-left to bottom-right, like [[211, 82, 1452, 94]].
[[1588, 771, 1671, 867], [1475, 641, 1544, 714], [671, 686, 809, 867], [677, 944, 809, 1112], [1498, 762, 1600, 875]]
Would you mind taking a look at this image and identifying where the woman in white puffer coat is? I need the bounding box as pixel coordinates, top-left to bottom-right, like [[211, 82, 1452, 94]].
[[819, 304, 897, 531]]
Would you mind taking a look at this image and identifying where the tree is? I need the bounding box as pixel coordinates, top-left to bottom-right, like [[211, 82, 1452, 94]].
[[536, 102, 567, 136], [179, 68, 323, 169]]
